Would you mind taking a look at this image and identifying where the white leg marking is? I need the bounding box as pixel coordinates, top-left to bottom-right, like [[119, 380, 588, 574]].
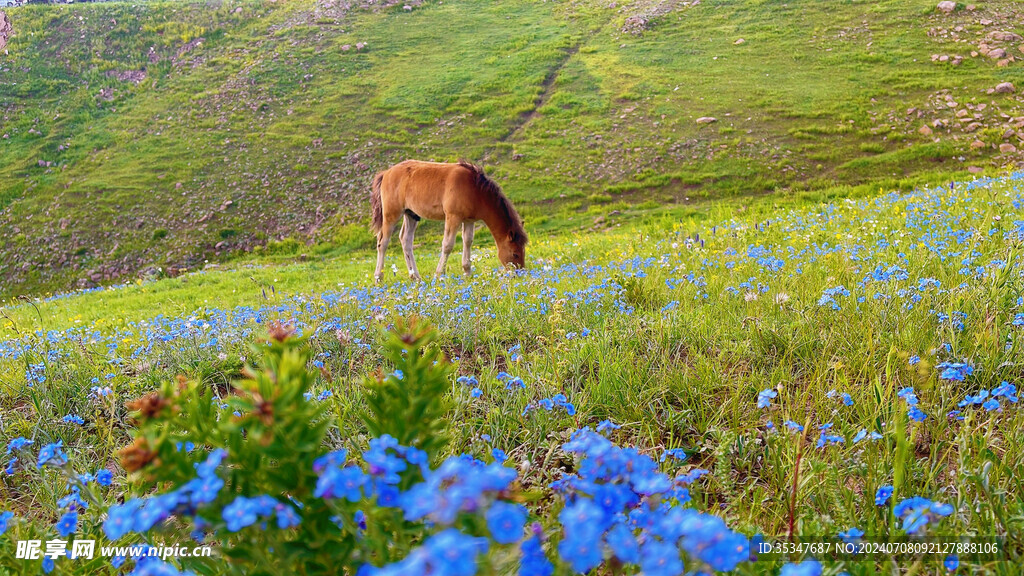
[[462, 221, 475, 276]]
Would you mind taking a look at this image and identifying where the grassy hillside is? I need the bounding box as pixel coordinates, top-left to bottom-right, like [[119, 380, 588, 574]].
[[2, 0, 1024, 298]]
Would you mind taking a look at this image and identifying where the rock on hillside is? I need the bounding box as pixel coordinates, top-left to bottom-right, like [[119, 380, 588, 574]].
[[0, 11, 12, 51]]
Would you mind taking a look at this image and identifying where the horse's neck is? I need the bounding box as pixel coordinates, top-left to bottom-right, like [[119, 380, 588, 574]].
[[477, 197, 511, 242]]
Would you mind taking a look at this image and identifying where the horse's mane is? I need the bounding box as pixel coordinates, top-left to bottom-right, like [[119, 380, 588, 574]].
[[458, 160, 528, 245]]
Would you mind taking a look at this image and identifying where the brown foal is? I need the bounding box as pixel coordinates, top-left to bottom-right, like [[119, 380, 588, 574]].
[[370, 160, 527, 282]]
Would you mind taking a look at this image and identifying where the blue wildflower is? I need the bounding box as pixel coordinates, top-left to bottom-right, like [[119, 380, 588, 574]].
[[104, 499, 141, 540], [315, 466, 367, 501], [5, 437, 33, 455], [605, 523, 640, 564], [838, 527, 864, 544], [223, 496, 261, 532], [639, 539, 682, 576], [757, 388, 778, 409], [275, 504, 301, 529], [37, 441, 68, 469], [875, 485, 893, 506], [520, 535, 553, 576], [0, 511, 13, 535], [55, 510, 77, 537], [894, 497, 954, 534], [486, 502, 527, 544], [780, 559, 823, 576]]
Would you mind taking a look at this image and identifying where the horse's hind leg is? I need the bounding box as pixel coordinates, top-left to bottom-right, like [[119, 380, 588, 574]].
[[461, 221, 475, 276], [434, 216, 460, 279], [401, 212, 422, 281], [374, 216, 399, 283]]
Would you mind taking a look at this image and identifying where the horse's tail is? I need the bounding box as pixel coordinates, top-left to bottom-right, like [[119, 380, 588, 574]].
[[370, 171, 384, 234]]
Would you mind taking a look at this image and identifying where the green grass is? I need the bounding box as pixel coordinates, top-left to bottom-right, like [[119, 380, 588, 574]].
[[3, 0, 1024, 297]]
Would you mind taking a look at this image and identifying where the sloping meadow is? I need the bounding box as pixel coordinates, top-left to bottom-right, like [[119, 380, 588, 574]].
[[1, 174, 1023, 573]]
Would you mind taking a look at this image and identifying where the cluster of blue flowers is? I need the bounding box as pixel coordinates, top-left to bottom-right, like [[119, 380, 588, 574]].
[[817, 285, 850, 309], [898, 386, 928, 423], [521, 393, 576, 417], [552, 428, 748, 574], [893, 497, 955, 534], [104, 449, 227, 541], [936, 361, 974, 382], [952, 381, 1018, 418]]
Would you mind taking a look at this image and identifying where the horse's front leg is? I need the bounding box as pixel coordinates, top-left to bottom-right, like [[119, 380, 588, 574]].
[[434, 217, 460, 279], [461, 221, 475, 276], [401, 212, 422, 281]]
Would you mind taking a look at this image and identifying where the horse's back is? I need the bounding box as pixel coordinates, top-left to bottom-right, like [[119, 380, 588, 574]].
[[380, 160, 477, 221]]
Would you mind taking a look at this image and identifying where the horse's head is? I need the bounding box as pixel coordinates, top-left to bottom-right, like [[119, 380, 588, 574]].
[[497, 228, 527, 269]]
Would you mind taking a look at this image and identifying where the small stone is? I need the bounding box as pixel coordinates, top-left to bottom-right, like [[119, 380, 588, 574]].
[[996, 59, 1010, 67], [919, 125, 934, 136], [965, 122, 983, 132], [999, 143, 1017, 153], [970, 140, 986, 149], [968, 165, 982, 173], [695, 117, 717, 124], [965, 4, 976, 10], [988, 31, 1023, 42], [936, 0, 956, 12], [988, 48, 1007, 59], [995, 82, 1016, 93], [734, 38, 745, 45]]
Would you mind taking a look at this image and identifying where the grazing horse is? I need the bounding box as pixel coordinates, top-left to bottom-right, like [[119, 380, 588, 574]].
[[370, 160, 528, 282]]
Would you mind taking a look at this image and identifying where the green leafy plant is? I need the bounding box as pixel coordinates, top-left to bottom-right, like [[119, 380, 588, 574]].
[[361, 316, 453, 463]]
